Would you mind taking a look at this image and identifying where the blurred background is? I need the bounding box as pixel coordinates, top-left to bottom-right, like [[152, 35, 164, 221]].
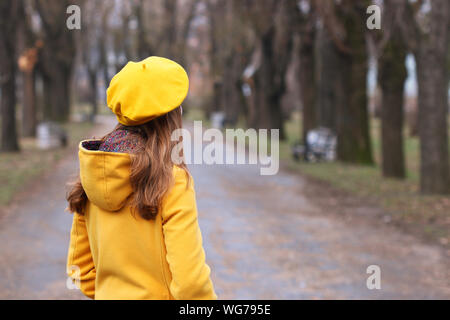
[[0, 0, 449, 299]]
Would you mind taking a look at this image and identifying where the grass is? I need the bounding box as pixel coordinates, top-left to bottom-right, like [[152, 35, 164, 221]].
[[281, 112, 450, 246], [0, 121, 94, 207]]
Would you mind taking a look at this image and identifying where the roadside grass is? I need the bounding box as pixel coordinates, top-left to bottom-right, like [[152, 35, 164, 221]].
[[0, 120, 94, 207], [281, 112, 450, 246]]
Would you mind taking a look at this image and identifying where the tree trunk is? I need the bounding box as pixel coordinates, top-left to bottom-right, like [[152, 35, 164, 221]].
[[161, 0, 177, 59], [415, 0, 450, 194], [206, 0, 223, 118], [0, 69, 20, 152], [211, 81, 222, 114], [298, 25, 317, 142], [222, 51, 246, 126], [16, 2, 37, 137], [316, 26, 337, 131], [35, 0, 75, 123], [256, 27, 285, 139], [0, 1, 20, 152], [222, 53, 238, 126], [334, 6, 373, 164], [21, 70, 37, 137], [176, 0, 198, 66], [42, 75, 52, 121], [88, 70, 98, 122], [254, 26, 287, 140], [379, 39, 407, 178], [245, 79, 258, 129], [46, 67, 71, 122]]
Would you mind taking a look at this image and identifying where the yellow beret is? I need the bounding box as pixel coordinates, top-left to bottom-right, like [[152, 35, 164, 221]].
[[106, 56, 189, 126]]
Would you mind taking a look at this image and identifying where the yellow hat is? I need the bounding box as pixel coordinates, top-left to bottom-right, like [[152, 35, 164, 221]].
[[106, 56, 189, 126]]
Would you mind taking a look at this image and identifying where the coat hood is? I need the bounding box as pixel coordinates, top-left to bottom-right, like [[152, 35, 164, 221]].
[[79, 139, 133, 211]]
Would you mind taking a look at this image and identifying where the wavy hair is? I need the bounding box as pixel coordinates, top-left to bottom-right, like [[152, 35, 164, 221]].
[[66, 107, 188, 220]]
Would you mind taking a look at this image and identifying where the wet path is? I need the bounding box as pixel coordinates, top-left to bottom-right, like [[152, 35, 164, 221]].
[[0, 118, 449, 299]]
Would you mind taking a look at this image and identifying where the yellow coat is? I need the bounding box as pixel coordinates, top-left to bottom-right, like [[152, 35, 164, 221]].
[[67, 140, 217, 300]]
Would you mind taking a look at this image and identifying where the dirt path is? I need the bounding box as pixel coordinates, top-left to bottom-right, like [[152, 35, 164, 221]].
[[0, 117, 448, 299], [193, 162, 449, 299]]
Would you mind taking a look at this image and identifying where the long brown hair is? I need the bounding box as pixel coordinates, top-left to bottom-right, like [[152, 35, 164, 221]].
[[66, 108, 188, 220]]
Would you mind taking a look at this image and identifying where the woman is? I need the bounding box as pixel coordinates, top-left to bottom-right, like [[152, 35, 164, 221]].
[[66, 56, 216, 300]]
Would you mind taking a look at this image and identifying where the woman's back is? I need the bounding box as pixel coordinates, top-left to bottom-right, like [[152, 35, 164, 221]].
[[67, 56, 216, 300], [67, 137, 216, 299]]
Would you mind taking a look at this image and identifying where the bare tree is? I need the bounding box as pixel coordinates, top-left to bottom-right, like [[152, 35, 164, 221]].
[[206, 0, 227, 115], [175, 0, 199, 66], [244, 0, 295, 139], [160, 0, 178, 58], [375, 0, 408, 178], [98, 8, 112, 86], [133, 0, 198, 63], [18, 43, 41, 137], [206, 0, 255, 124], [134, 0, 153, 60], [0, 1, 21, 152], [17, 0, 40, 137], [79, 0, 112, 121], [315, 23, 338, 132], [291, 0, 318, 142], [397, 0, 450, 194], [316, 0, 373, 164], [35, 0, 77, 122]]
